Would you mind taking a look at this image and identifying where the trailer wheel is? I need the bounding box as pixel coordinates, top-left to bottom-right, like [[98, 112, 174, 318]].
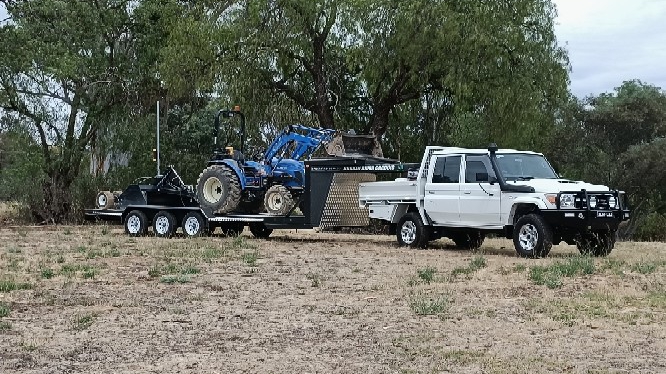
[[182, 212, 208, 238], [153, 211, 177, 238], [397, 212, 430, 248], [249, 222, 273, 238], [196, 165, 241, 214], [96, 191, 115, 209], [219, 223, 244, 237], [264, 185, 295, 216], [576, 230, 615, 257], [450, 231, 486, 250], [513, 214, 553, 258], [125, 210, 148, 237]]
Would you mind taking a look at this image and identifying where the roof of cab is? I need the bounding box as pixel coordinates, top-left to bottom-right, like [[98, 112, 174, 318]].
[[430, 147, 542, 156]]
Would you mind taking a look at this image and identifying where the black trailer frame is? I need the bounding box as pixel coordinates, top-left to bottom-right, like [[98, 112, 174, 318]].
[[85, 156, 419, 237]]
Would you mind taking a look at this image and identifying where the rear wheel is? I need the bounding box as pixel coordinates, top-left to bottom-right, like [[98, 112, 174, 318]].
[[153, 211, 177, 238], [182, 212, 208, 238], [450, 231, 485, 250], [396, 212, 430, 248], [264, 185, 295, 216], [196, 165, 241, 214], [124, 210, 148, 237], [249, 222, 273, 238], [513, 214, 553, 258], [576, 230, 615, 257]]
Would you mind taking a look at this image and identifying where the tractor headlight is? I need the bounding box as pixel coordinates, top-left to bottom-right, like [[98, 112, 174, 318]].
[[608, 196, 617, 209], [559, 193, 576, 209], [589, 195, 597, 209]]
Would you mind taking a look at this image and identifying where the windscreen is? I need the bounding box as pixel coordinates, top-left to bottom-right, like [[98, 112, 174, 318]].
[[495, 154, 558, 181]]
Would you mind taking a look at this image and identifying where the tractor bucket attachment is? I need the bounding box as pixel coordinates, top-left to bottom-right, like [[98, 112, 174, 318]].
[[325, 133, 383, 158]]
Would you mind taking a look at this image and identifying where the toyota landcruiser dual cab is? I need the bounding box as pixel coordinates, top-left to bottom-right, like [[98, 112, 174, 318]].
[[358, 144, 630, 258]]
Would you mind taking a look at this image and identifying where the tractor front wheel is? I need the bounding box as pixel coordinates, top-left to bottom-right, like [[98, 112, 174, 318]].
[[264, 185, 295, 216], [196, 165, 241, 214]]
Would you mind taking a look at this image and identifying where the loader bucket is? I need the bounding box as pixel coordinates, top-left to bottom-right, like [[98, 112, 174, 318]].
[[325, 133, 384, 158]]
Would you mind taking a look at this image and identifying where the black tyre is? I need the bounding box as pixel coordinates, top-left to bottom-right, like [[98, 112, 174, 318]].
[[450, 231, 486, 250], [196, 165, 242, 214], [153, 211, 177, 238], [396, 212, 430, 248], [219, 222, 244, 237], [124, 210, 148, 237], [513, 214, 553, 258], [96, 191, 115, 209], [576, 230, 615, 257], [182, 211, 209, 238], [264, 185, 295, 216], [249, 222, 273, 238]]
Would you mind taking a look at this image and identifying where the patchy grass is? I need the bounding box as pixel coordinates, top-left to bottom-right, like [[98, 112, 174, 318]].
[[242, 251, 259, 267], [529, 256, 596, 289], [0, 302, 9, 318], [72, 313, 96, 331], [306, 272, 322, 287], [0, 279, 33, 292], [451, 256, 487, 279], [410, 293, 451, 316], [160, 275, 190, 284]]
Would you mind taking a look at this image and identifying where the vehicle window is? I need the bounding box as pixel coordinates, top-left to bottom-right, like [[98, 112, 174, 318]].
[[495, 154, 558, 180], [465, 161, 489, 183], [432, 156, 461, 183]]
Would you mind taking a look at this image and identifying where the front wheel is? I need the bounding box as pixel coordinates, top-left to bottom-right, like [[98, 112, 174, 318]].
[[153, 211, 177, 238], [576, 231, 615, 257], [513, 214, 553, 258], [125, 210, 148, 237], [196, 165, 242, 214], [396, 212, 430, 248], [264, 185, 295, 216]]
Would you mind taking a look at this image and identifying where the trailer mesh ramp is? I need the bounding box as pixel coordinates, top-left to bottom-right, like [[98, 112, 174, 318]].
[[319, 173, 376, 229]]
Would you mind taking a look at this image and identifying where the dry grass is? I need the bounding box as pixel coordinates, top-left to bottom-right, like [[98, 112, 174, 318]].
[[1, 226, 666, 373]]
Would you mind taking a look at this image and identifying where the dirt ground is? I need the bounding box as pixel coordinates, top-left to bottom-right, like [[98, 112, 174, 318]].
[[1, 225, 665, 374]]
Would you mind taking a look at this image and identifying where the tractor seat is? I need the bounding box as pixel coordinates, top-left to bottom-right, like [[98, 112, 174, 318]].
[[232, 150, 245, 163]]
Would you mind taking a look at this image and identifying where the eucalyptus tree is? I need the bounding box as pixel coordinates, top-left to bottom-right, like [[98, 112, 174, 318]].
[[166, 0, 569, 153], [0, 0, 139, 221]]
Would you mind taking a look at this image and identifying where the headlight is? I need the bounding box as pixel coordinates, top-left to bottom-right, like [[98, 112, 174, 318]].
[[559, 193, 576, 209], [608, 196, 617, 208], [589, 196, 597, 208]]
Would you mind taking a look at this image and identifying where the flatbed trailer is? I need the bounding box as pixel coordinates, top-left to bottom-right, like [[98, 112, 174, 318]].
[[85, 156, 419, 238]]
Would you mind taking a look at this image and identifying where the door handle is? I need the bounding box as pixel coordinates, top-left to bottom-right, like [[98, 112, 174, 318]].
[[428, 191, 435, 194], [463, 191, 471, 195]]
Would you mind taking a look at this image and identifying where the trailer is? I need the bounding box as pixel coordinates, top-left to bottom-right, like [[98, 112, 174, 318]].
[[85, 156, 419, 238]]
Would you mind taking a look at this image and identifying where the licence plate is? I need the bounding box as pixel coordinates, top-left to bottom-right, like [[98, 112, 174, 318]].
[[596, 211, 614, 218]]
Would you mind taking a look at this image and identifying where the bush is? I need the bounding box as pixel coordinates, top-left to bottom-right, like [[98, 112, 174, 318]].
[[635, 213, 666, 241]]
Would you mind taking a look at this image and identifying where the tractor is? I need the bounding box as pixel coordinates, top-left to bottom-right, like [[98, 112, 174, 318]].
[[195, 108, 337, 215]]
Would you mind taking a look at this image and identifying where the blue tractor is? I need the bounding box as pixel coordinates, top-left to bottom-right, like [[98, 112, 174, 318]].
[[195, 108, 336, 215]]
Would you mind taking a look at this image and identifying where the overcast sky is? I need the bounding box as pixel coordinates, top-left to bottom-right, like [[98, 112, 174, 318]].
[[1, 1, 665, 98]]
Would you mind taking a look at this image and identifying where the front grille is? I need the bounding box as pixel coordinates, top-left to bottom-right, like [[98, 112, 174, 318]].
[[568, 192, 617, 210]]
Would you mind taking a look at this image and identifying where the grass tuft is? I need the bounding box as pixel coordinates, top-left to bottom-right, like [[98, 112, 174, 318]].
[[0, 279, 33, 293], [410, 294, 451, 316], [417, 266, 436, 284], [73, 313, 96, 331], [0, 302, 9, 318], [451, 256, 487, 278]]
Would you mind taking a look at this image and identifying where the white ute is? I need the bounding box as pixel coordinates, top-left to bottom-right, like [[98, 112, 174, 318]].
[[359, 144, 630, 258]]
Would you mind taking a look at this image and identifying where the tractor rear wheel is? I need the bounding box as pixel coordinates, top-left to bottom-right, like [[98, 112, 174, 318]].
[[264, 185, 295, 216], [196, 165, 241, 214]]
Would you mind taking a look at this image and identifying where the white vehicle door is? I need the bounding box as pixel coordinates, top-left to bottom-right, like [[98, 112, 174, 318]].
[[424, 155, 462, 224], [459, 155, 502, 227]]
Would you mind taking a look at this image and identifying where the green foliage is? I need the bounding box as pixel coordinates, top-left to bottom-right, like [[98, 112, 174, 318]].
[[451, 256, 487, 278], [416, 267, 437, 284], [410, 294, 451, 316], [529, 256, 596, 289]]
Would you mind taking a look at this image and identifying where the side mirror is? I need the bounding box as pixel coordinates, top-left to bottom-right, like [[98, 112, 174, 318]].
[[489, 176, 498, 185]]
